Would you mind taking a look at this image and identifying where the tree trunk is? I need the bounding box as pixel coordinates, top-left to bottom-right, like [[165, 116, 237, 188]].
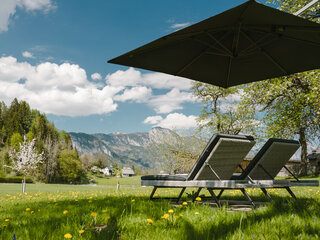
[[22, 175, 26, 194], [299, 128, 308, 176]]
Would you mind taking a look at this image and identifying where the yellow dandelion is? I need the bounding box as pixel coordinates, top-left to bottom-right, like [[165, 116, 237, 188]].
[[75, 199, 78, 202], [102, 209, 107, 213], [105, 216, 111, 222], [64, 233, 72, 239], [31, 211, 34, 214], [88, 200, 92, 203], [63, 210, 68, 214], [182, 201, 188, 205], [26, 208, 30, 211], [78, 229, 85, 234], [161, 214, 170, 219], [4, 219, 9, 222], [146, 218, 153, 224], [131, 199, 135, 202], [195, 197, 202, 201], [91, 212, 98, 217], [168, 209, 174, 213], [195, 212, 199, 215], [38, 209, 41, 212], [178, 204, 183, 208], [174, 216, 179, 219]]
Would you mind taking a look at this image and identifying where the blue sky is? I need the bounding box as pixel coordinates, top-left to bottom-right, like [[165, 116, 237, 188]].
[[0, 0, 270, 134]]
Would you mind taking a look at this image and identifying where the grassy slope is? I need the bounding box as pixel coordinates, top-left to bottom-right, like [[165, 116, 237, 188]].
[[0, 176, 319, 240]]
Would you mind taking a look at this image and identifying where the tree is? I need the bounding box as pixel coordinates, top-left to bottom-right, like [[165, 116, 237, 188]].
[[239, 0, 320, 176], [56, 149, 83, 183], [7, 137, 44, 193], [191, 82, 259, 135]]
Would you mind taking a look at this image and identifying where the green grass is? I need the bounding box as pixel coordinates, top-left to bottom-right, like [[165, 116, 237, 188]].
[[0, 176, 319, 239]]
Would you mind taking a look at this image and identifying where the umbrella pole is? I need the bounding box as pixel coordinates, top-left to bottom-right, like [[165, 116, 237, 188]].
[[294, 0, 319, 16]]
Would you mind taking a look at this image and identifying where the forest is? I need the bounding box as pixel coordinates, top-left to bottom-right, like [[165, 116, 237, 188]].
[[0, 98, 85, 183]]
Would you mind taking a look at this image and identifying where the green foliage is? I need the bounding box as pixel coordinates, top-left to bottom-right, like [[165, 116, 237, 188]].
[[0, 176, 33, 183], [10, 132, 23, 151], [191, 82, 258, 135], [56, 149, 83, 183]]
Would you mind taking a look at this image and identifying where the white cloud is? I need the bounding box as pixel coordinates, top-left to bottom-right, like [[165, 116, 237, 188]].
[[170, 22, 191, 29], [106, 67, 193, 90], [143, 113, 197, 130], [0, 0, 55, 33], [0, 56, 121, 116], [91, 72, 102, 81], [143, 115, 163, 125], [22, 51, 34, 59], [148, 88, 196, 114], [114, 86, 152, 103]]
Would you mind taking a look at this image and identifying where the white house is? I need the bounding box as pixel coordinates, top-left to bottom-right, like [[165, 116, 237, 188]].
[[100, 166, 114, 176], [122, 167, 134, 177]]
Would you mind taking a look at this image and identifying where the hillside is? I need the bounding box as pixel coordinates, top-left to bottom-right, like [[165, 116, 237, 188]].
[[69, 127, 176, 169]]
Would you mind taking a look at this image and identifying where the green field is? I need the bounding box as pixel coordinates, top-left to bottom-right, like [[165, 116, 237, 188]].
[[0, 176, 319, 240]]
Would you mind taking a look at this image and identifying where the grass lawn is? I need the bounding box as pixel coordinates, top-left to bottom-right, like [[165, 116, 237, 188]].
[[0, 176, 319, 239]]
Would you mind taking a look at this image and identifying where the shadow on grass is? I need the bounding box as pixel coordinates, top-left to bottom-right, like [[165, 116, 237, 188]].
[[180, 196, 320, 240]]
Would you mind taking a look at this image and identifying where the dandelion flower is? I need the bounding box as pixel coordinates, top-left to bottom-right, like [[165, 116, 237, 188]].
[[88, 200, 92, 203], [31, 211, 34, 214], [146, 219, 153, 224], [4, 219, 9, 222], [102, 209, 107, 213], [174, 216, 179, 219], [79, 230, 85, 234], [161, 214, 170, 219], [182, 201, 188, 205], [26, 208, 30, 211], [168, 209, 174, 213], [131, 199, 135, 202], [195, 212, 199, 215], [91, 212, 98, 217], [63, 210, 68, 214], [105, 216, 111, 222], [195, 197, 202, 201], [64, 233, 72, 239]]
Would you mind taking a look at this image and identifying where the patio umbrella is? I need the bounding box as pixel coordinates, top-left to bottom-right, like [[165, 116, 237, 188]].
[[108, 0, 320, 88]]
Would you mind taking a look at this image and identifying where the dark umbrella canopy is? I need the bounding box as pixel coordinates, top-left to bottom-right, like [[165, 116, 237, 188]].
[[108, 0, 320, 88]]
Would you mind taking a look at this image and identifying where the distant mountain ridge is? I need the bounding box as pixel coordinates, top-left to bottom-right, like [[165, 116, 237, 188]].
[[69, 127, 175, 169]]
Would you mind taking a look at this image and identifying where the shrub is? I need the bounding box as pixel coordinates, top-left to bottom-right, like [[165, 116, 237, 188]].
[[0, 176, 33, 183]]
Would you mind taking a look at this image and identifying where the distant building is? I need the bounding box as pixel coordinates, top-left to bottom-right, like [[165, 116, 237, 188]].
[[122, 167, 135, 177], [100, 167, 114, 176]]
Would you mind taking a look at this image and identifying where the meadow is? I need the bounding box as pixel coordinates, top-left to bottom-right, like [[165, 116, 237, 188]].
[[0, 176, 319, 240]]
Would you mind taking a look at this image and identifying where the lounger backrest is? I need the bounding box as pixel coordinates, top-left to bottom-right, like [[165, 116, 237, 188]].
[[187, 134, 255, 180], [242, 138, 300, 180]]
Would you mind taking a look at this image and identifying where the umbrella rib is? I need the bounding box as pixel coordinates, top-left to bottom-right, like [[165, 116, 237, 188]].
[[176, 49, 208, 75], [193, 38, 231, 56], [238, 33, 273, 56], [241, 31, 288, 74], [206, 32, 233, 56], [226, 57, 232, 87]]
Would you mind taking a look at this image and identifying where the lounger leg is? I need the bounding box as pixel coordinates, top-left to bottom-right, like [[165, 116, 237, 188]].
[[207, 188, 220, 207], [285, 187, 296, 199], [217, 189, 224, 199], [150, 187, 158, 200], [193, 188, 202, 202], [261, 188, 273, 201], [176, 187, 186, 203], [240, 188, 256, 207]]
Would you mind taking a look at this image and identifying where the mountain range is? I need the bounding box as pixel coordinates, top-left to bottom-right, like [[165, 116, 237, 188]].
[[69, 127, 176, 170]]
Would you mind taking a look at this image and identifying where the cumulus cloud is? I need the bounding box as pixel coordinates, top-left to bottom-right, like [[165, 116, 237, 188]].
[[0, 0, 55, 33], [106, 67, 193, 90], [22, 51, 34, 59], [143, 113, 197, 130], [148, 88, 196, 114], [0, 56, 121, 116], [91, 72, 102, 81], [114, 86, 152, 103]]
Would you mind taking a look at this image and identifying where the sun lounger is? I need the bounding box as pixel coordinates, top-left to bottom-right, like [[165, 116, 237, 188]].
[[217, 138, 319, 202], [141, 133, 256, 204]]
